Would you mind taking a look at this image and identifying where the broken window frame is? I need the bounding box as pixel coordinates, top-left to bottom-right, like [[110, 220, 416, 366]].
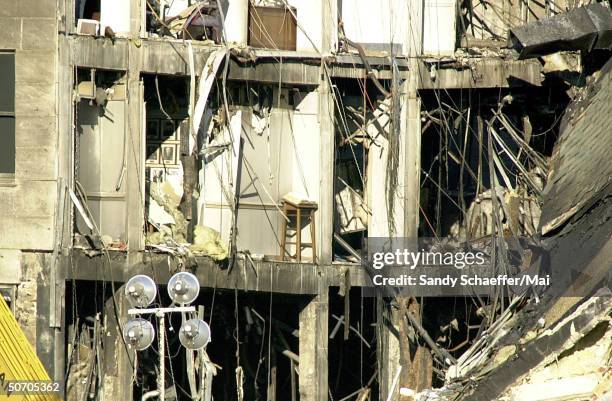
[[0, 51, 16, 183]]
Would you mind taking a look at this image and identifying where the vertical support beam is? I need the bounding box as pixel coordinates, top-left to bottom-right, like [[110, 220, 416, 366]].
[[55, 32, 73, 396], [378, 5, 424, 401], [403, 0, 423, 241], [103, 285, 133, 401], [317, 68, 334, 265], [405, 0, 424, 58], [58, 35, 74, 250], [224, 0, 249, 45], [321, 0, 337, 54], [35, 254, 55, 374], [126, 43, 145, 250], [299, 284, 329, 401], [377, 298, 401, 401], [316, 0, 337, 264], [401, 76, 422, 240], [130, 0, 143, 35]]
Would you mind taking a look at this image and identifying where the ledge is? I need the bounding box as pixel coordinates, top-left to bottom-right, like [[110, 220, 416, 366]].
[[64, 249, 367, 295]]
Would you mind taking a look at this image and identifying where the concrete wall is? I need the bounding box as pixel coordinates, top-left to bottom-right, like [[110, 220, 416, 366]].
[[0, 250, 58, 377], [0, 0, 58, 250]]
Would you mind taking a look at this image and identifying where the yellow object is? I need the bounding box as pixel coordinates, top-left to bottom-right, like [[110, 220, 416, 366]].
[[0, 296, 60, 401]]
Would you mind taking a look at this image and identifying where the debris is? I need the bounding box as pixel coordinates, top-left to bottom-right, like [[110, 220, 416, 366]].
[[509, 3, 612, 59], [335, 178, 369, 234], [190, 225, 229, 260], [165, 2, 222, 42]]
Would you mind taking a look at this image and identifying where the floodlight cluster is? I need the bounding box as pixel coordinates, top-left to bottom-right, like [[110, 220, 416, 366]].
[[122, 272, 211, 350]]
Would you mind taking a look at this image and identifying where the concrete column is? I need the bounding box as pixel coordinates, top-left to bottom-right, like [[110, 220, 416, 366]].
[[34, 254, 55, 375], [58, 35, 74, 248], [403, 0, 423, 240], [299, 285, 329, 401], [224, 0, 249, 45], [126, 46, 145, 251], [102, 285, 133, 401], [378, 6, 423, 400], [377, 298, 401, 401], [321, 0, 337, 54], [317, 69, 334, 265], [131, 0, 144, 36], [401, 77, 421, 240], [404, 0, 424, 57]]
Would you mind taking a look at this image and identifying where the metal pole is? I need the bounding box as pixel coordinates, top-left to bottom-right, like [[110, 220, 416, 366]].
[[158, 311, 165, 401]]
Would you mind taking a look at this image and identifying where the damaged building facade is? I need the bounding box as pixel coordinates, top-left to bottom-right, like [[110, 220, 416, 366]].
[[0, 0, 611, 400]]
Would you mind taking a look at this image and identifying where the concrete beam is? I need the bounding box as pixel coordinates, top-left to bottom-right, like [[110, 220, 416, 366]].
[[68, 35, 130, 71], [227, 60, 320, 85], [419, 58, 544, 89], [68, 36, 543, 88], [65, 250, 367, 294], [69, 35, 321, 84]]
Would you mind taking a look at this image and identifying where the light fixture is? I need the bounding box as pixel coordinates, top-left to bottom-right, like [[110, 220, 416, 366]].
[[123, 318, 155, 351], [167, 272, 200, 305], [125, 275, 157, 308], [125, 272, 210, 401], [179, 319, 211, 349]]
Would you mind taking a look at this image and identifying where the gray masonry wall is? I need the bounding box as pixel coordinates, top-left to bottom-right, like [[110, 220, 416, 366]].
[[0, 0, 59, 251]]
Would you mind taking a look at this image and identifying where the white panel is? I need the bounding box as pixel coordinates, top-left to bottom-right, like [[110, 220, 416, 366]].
[[225, 0, 249, 44], [291, 95, 319, 201], [423, 0, 457, 56], [289, 91, 320, 259], [77, 100, 127, 240], [288, 0, 323, 52], [100, 0, 131, 35], [341, 0, 409, 54]]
